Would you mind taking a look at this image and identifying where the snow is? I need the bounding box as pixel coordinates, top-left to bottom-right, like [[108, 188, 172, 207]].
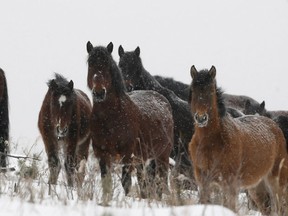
[[0, 199, 237, 216], [0, 0, 287, 215]]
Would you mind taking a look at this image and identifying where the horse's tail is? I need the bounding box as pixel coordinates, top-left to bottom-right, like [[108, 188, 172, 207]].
[[0, 69, 9, 168]]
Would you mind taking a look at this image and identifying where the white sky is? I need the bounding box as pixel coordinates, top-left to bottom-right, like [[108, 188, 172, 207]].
[[0, 0, 288, 144]]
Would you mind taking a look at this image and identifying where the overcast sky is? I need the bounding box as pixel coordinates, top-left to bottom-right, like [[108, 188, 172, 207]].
[[0, 0, 288, 145]]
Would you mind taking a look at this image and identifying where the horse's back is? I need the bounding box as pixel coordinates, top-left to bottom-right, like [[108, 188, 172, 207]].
[[223, 93, 259, 111], [129, 90, 173, 129]]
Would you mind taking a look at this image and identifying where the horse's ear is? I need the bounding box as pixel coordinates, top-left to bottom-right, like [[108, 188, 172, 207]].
[[107, 42, 113, 53], [86, 41, 93, 53], [135, 46, 140, 57], [245, 100, 251, 109], [209, 66, 216, 78], [118, 45, 124, 57], [68, 80, 74, 90], [49, 79, 58, 90], [190, 65, 198, 79], [260, 101, 265, 110]]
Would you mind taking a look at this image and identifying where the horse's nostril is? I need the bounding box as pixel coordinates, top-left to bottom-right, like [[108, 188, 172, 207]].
[[127, 84, 134, 92], [56, 125, 60, 133], [194, 113, 199, 121], [203, 115, 207, 121]]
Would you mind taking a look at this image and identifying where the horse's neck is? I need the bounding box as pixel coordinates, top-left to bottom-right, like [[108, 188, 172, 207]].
[[94, 92, 127, 111]]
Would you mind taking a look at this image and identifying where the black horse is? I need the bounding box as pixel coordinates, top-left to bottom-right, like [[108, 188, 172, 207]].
[[118, 45, 196, 189], [0, 68, 9, 169], [154, 75, 190, 101]]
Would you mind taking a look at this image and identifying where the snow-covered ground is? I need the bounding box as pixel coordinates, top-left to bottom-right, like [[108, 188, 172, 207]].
[[0, 0, 287, 215], [0, 145, 256, 216]]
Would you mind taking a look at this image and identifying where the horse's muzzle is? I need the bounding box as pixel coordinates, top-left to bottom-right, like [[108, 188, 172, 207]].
[[56, 125, 68, 140], [194, 112, 209, 127], [92, 87, 107, 102]]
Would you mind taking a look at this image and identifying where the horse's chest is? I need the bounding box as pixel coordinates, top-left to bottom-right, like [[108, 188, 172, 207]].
[[192, 137, 227, 170], [91, 112, 138, 152]]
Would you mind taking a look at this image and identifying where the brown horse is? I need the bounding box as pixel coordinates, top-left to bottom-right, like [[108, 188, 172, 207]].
[[86, 41, 173, 202], [188, 65, 288, 214], [38, 73, 92, 187], [0, 68, 9, 169]]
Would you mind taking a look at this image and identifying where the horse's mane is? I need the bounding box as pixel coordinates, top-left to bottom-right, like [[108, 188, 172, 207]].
[[216, 87, 226, 118], [88, 45, 126, 95]]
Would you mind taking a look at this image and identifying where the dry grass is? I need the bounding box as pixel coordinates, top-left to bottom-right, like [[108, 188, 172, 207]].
[[3, 141, 287, 215]]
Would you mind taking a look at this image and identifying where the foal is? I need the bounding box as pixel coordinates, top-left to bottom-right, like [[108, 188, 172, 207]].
[[38, 74, 92, 187], [189, 66, 288, 214]]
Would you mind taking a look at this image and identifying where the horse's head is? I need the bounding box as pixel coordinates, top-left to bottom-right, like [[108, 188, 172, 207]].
[[87, 41, 114, 102], [190, 65, 223, 128], [118, 45, 142, 92], [244, 100, 266, 116], [48, 74, 74, 139]]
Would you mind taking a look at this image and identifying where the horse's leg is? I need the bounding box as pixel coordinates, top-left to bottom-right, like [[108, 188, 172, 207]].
[[195, 168, 211, 204], [47, 151, 61, 185], [155, 157, 169, 200], [99, 156, 112, 205], [145, 159, 156, 198], [75, 136, 90, 187], [222, 183, 238, 212], [248, 181, 271, 215], [65, 140, 77, 187], [121, 156, 133, 196], [136, 164, 148, 198]]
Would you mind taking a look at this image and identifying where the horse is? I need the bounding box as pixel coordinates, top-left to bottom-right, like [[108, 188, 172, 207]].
[[38, 73, 92, 188], [118, 45, 196, 189], [244, 99, 288, 152], [188, 65, 288, 214], [0, 68, 9, 169], [222, 93, 262, 113], [86, 41, 173, 202], [244, 99, 288, 119], [154, 75, 190, 101]]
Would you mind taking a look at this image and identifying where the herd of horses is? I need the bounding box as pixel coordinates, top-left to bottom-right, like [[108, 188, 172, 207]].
[[1, 41, 288, 214]]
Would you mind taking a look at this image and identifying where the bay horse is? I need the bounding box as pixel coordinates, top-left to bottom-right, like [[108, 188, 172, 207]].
[[86, 41, 173, 202], [118, 45, 196, 190], [38, 73, 92, 187], [189, 65, 288, 214], [0, 68, 9, 169]]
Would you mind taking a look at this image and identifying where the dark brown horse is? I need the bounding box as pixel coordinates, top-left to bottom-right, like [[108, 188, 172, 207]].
[[38, 73, 92, 187], [244, 99, 288, 119], [118, 45, 196, 190], [0, 68, 9, 169], [189, 65, 288, 214], [86, 41, 173, 202]]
